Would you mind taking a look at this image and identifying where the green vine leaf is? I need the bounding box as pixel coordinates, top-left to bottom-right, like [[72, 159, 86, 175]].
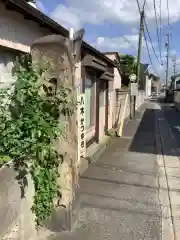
[[0, 53, 74, 226]]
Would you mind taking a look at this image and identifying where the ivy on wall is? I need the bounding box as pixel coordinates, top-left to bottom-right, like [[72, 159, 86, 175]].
[[0, 53, 74, 226]]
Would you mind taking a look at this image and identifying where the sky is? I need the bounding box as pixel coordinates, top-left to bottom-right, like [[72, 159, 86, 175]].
[[35, 0, 180, 82]]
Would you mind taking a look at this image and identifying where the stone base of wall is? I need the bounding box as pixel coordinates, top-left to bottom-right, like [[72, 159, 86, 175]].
[[0, 164, 36, 240], [44, 188, 80, 233], [0, 163, 80, 240]]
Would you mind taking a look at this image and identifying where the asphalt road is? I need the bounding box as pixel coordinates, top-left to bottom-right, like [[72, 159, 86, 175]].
[[162, 103, 180, 152]]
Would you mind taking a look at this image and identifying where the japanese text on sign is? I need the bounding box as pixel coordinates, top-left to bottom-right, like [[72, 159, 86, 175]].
[[78, 94, 86, 162], [130, 82, 138, 96]]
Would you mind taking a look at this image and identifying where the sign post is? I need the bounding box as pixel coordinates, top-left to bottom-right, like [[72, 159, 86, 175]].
[[130, 82, 138, 96], [77, 93, 86, 163], [129, 74, 137, 119], [129, 74, 136, 83]]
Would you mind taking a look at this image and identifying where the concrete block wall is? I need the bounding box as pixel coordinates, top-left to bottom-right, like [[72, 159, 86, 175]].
[[0, 165, 36, 240], [115, 90, 145, 128], [136, 90, 145, 109], [108, 90, 116, 130], [115, 90, 130, 128]]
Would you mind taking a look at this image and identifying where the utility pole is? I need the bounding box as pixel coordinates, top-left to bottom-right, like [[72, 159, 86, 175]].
[[132, 2, 145, 119], [172, 55, 176, 76], [165, 33, 170, 90], [136, 10, 145, 87]]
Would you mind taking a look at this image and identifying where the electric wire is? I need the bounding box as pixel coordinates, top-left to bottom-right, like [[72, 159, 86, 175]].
[[153, 0, 161, 61], [143, 29, 155, 70], [135, 0, 166, 75], [144, 18, 163, 66], [136, 0, 141, 12], [136, 0, 162, 65], [167, 0, 170, 27], [159, 0, 162, 60]]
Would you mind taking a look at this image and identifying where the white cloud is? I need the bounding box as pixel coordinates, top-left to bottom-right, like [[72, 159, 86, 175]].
[[50, 0, 180, 29], [160, 49, 177, 67], [92, 35, 139, 51], [131, 28, 138, 34], [176, 58, 180, 65], [91, 34, 164, 77], [92, 34, 155, 53], [49, 0, 180, 80], [145, 0, 180, 24], [36, 1, 49, 15], [51, 4, 81, 30]]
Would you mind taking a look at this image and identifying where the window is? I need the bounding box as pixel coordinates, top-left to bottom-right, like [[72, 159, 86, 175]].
[[85, 71, 96, 129]]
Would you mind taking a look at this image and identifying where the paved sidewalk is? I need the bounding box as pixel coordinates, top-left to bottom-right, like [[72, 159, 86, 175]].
[[48, 102, 175, 240], [156, 103, 180, 239]]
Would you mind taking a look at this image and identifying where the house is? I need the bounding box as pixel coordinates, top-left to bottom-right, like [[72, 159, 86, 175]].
[[149, 73, 161, 94], [103, 52, 122, 89], [145, 74, 152, 97], [0, 0, 117, 147], [103, 52, 123, 131]]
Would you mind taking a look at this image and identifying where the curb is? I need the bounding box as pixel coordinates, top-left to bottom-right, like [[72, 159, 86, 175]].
[[86, 134, 115, 164], [154, 105, 175, 240], [79, 133, 115, 176]]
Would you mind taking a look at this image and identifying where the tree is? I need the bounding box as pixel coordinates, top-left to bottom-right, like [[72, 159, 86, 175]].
[[120, 54, 137, 86]]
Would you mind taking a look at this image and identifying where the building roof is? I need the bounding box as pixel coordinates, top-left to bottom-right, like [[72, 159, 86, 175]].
[[149, 73, 160, 81], [103, 52, 122, 74], [2, 0, 116, 67], [103, 52, 121, 63], [103, 52, 120, 56]]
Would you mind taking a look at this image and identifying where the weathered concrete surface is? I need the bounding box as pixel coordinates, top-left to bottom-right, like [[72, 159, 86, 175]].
[[158, 103, 180, 239], [0, 167, 36, 240], [47, 101, 176, 240]]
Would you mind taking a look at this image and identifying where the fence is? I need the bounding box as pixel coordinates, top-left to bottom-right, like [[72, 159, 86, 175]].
[[114, 89, 146, 130]]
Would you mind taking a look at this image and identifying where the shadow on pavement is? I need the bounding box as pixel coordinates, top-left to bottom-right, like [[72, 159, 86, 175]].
[[162, 104, 180, 154], [128, 108, 156, 155], [129, 101, 180, 157]]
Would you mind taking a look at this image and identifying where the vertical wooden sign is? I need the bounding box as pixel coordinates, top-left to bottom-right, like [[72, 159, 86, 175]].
[[77, 93, 86, 163]]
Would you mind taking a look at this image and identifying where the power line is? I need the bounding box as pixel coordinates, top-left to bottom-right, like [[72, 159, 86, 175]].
[[142, 0, 147, 10], [153, 0, 161, 61], [136, 0, 141, 12], [172, 55, 177, 76], [136, 0, 163, 66], [159, 0, 162, 59], [165, 33, 170, 89], [136, 0, 164, 74], [144, 17, 163, 66], [145, 0, 164, 64], [145, 2, 152, 16], [143, 29, 160, 76], [136, 0, 147, 12], [167, 0, 170, 27], [143, 30, 153, 68]]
